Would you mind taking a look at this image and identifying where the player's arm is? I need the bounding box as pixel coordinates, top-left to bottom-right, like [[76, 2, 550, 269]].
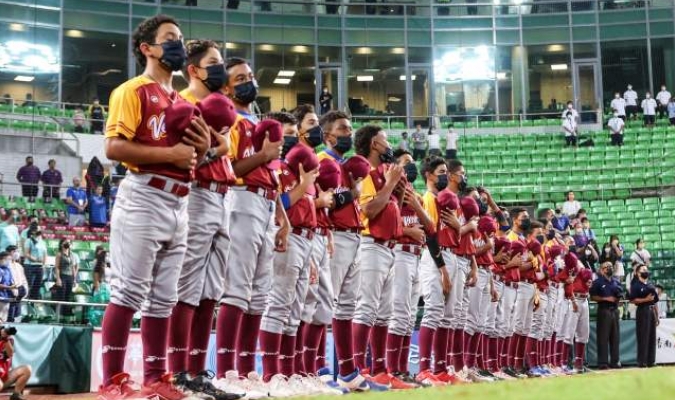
[[475, 237, 493, 256], [54, 254, 61, 285], [440, 209, 461, 233], [3, 339, 14, 359], [287, 165, 318, 207], [361, 165, 403, 220], [405, 189, 433, 232], [274, 195, 291, 252], [460, 218, 478, 236]]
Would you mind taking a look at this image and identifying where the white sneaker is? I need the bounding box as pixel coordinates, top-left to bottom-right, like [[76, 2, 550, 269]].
[[305, 375, 343, 396], [214, 371, 268, 399], [266, 374, 293, 398], [287, 374, 316, 396], [467, 367, 494, 383]]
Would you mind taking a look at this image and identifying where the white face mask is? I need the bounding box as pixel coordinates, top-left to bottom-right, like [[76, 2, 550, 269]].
[[646, 94, 651, 99], [613, 113, 618, 117], [12, 253, 19, 261], [567, 104, 573, 109], [662, 87, 666, 91], [628, 86, 632, 90], [615, 94, 620, 99]]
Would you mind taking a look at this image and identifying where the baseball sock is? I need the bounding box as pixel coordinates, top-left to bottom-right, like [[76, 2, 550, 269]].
[[488, 336, 499, 372], [141, 316, 169, 385], [433, 327, 449, 374], [370, 325, 388, 375], [499, 337, 509, 369], [515, 334, 527, 371], [302, 323, 323, 374], [417, 326, 435, 372], [476, 333, 485, 370], [260, 330, 282, 381], [101, 303, 135, 386], [216, 304, 243, 377], [458, 330, 469, 371], [538, 340, 545, 366], [386, 333, 405, 374], [167, 302, 195, 373], [294, 322, 306, 375], [279, 334, 296, 377], [574, 342, 585, 370], [525, 336, 537, 369], [561, 342, 570, 368], [507, 335, 517, 368], [466, 333, 479, 369], [332, 318, 356, 376], [237, 313, 262, 376], [317, 326, 327, 370], [399, 334, 412, 373], [188, 299, 217, 375], [351, 322, 372, 371]]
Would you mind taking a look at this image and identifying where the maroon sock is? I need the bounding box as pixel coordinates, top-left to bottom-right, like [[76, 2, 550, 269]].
[[237, 313, 262, 376], [574, 342, 585, 370], [317, 326, 327, 370], [216, 304, 244, 377], [538, 340, 545, 366], [445, 328, 454, 369], [477, 334, 486, 370], [332, 318, 355, 376], [371, 325, 389, 375], [433, 327, 449, 374], [549, 333, 557, 365], [525, 337, 537, 369], [303, 324, 323, 374], [399, 335, 412, 373], [167, 302, 195, 374], [279, 334, 296, 377], [352, 322, 372, 371], [516, 334, 528, 370], [545, 338, 553, 365], [488, 337, 499, 372], [386, 333, 405, 374], [101, 304, 135, 385], [459, 330, 470, 371], [465, 333, 477, 369], [294, 323, 306, 375], [507, 335, 517, 368], [452, 329, 464, 372], [418, 326, 435, 372], [499, 337, 509, 369], [260, 330, 282, 381], [187, 299, 216, 375], [141, 316, 169, 385], [561, 342, 570, 367]]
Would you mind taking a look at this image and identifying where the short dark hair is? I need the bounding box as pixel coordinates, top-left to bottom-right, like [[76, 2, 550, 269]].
[[510, 207, 527, 220], [291, 104, 316, 128], [0, 251, 8, 260], [5, 246, 17, 253], [132, 14, 180, 67], [182, 39, 220, 79], [354, 125, 382, 157], [393, 148, 411, 160], [319, 110, 350, 133], [25, 156, 33, 161], [446, 159, 464, 174], [635, 238, 643, 246], [527, 220, 544, 235], [577, 208, 586, 215], [265, 112, 297, 125], [224, 56, 249, 82], [580, 217, 589, 223], [421, 156, 446, 182], [48, 159, 55, 164]]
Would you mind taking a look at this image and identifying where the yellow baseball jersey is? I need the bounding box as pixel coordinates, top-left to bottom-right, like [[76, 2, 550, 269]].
[[179, 88, 198, 105], [422, 191, 439, 226], [358, 170, 377, 236]]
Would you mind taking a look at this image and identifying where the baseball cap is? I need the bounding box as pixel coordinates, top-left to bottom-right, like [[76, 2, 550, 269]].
[[509, 240, 526, 256], [579, 267, 593, 281], [316, 158, 341, 191], [527, 240, 542, 256], [548, 245, 565, 260], [341, 155, 371, 181], [478, 215, 496, 235], [460, 196, 480, 221], [494, 237, 511, 255], [564, 252, 579, 271], [164, 100, 201, 141], [437, 189, 459, 211], [197, 92, 237, 133], [285, 143, 319, 178], [252, 119, 283, 152]]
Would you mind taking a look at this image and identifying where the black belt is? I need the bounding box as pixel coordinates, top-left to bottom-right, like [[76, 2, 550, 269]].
[[598, 302, 618, 309], [333, 227, 360, 234]]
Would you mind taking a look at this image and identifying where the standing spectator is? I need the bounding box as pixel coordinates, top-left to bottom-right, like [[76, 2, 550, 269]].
[[427, 126, 441, 157], [641, 92, 657, 127], [655, 85, 671, 119], [22, 229, 46, 299], [562, 191, 581, 217], [655, 285, 669, 318], [581, 217, 596, 241], [0, 215, 19, 255], [54, 239, 77, 315], [22, 93, 35, 108], [5, 245, 27, 322], [85, 157, 105, 196], [590, 261, 623, 370], [667, 97, 675, 126], [92, 246, 108, 295], [15, 156, 40, 202], [445, 124, 458, 160], [607, 109, 625, 146], [562, 103, 578, 147], [72, 108, 86, 133], [319, 86, 333, 115], [600, 235, 625, 281], [551, 208, 570, 234], [87, 97, 106, 134], [610, 92, 626, 120], [411, 124, 427, 160], [19, 217, 38, 257], [623, 84, 638, 120], [41, 159, 63, 203], [65, 177, 88, 227], [398, 132, 409, 151], [0, 251, 13, 323], [628, 264, 658, 368], [630, 238, 651, 268], [89, 186, 108, 228]]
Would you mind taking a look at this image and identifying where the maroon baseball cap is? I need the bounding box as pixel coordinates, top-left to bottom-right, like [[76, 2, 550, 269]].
[[316, 158, 341, 191], [253, 119, 283, 152], [494, 237, 511, 255], [527, 240, 542, 256], [285, 143, 319, 177], [564, 252, 579, 271], [460, 196, 480, 221], [579, 267, 593, 281], [197, 92, 237, 133], [549, 245, 565, 260], [164, 100, 201, 142], [509, 240, 526, 256], [478, 215, 497, 235], [437, 189, 459, 212], [342, 155, 371, 181]]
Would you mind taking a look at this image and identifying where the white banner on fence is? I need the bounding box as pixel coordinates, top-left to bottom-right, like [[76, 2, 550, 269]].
[[656, 318, 675, 364]]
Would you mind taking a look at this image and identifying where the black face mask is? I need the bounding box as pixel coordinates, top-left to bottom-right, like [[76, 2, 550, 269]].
[[334, 136, 352, 154], [282, 136, 299, 159], [478, 200, 489, 216], [640, 271, 650, 279], [404, 163, 418, 183], [547, 230, 556, 240], [233, 81, 258, 104], [305, 126, 324, 148], [201, 64, 226, 92], [536, 235, 545, 244], [435, 174, 449, 191], [63, 243, 70, 250], [379, 147, 395, 164], [458, 175, 468, 192], [519, 218, 531, 232], [158, 40, 187, 72]]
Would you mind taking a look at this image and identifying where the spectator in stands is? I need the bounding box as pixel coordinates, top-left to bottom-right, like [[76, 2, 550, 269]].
[[573, 222, 589, 248], [87, 97, 106, 134], [610, 92, 626, 120], [562, 102, 578, 147], [85, 156, 105, 196], [607, 109, 625, 146], [571, 208, 587, 228], [22, 93, 35, 108], [427, 126, 441, 157], [630, 238, 651, 268], [319, 86, 333, 115], [0, 251, 13, 322], [89, 186, 108, 228], [72, 108, 86, 133], [22, 229, 45, 300], [656, 85, 671, 119], [1, 94, 11, 106], [551, 207, 570, 235], [19, 216, 38, 255], [655, 285, 669, 318], [398, 132, 409, 151], [562, 191, 581, 217], [5, 246, 26, 323], [601, 235, 625, 281], [629, 264, 658, 368], [65, 177, 88, 227], [15, 156, 40, 202], [445, 124, 458, 160], [668, 97, 675, 126], [93, 246, 107, 295], [54, 239, 77, 315], [41, 159, 63, 203], [641, 92, 657, 127], [581, 217, 596, 241], [0, 215, 19, 256], [56, 210, 67, 225], [411, 124, 427, 160], [624, 84, 638, 120]]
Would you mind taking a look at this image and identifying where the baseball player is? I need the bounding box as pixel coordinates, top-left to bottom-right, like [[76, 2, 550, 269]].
[[214, 57, 291, 392], [522, 238, 544, 377], [166, 40, 241, 400], [553, 252, 577, 373], [99, 14, 213, 400], [542, 244, 565, 374], [563, 260, 592, 374]]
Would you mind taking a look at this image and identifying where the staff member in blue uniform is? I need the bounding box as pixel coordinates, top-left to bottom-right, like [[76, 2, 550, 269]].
[[589, 262, 623, 369], [628, 264, 659, 368]]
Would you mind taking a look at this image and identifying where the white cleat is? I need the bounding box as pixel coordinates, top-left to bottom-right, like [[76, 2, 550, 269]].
[[214, 371, 268, 400], [266, 374, 294, 398]]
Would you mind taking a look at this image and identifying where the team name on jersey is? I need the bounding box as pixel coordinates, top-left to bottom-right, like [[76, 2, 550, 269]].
[[147, 112, 166, 140], [402, 215, 420, 227], [334, 185, 350, 194], [474, 237, 487, 248], [242, 144, 256, 158]]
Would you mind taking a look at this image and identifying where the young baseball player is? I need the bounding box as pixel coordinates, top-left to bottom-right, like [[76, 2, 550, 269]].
[[215, 57, 290, 392], [484, 237, 513, 380], [522, 238, 544, 377], [553, 252, 578, 373], [563, 263, 592, 373], [99, 14, 214, 400], [351, 125, 408, 389], [541, 244, 565, 374]]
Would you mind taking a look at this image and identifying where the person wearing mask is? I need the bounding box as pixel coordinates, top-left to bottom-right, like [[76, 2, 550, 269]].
[[445, 125, 458, 160], [0, 252, 15, 322], [607, 109, 625, 146], [600, 235, 625, 280], [54, 239, 77, 316], [92, 246, 108, 295], [655, 285, 669, 319], [65, 177, 88, 227], [427, 127, 441, 157], [85, 157, 105, 195], [88, 97, 106, 134], [581, 218, 596, 241], [398, 132, 409, 152], [630, 238, 651, 268], [5, 246, 26, 323], [88, 186, 108, 228], [641, 92, 657, 127], [667, 97, 675, 126], [628, 264, 658, 368], [562, 191, 581, 217], [561, 102, 578, 147], [589, 262, 622, 369], [610, 92, 626, 121], [319, 86, 333, 115], [655, 85, 671, 119], [411, 124, 427, 161], [22, 229, 45, 300], [15, 156, 40, 202], [623, 84, 638, 120], [0, 215, 19, 258], [41, 159, 63, 202], [551, 208, 570, 236]]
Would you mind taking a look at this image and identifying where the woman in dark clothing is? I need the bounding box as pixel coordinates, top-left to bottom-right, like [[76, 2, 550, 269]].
[[628, 264, 659, 368], [85, 156, 105, 195], [54, 239, 77, 315]]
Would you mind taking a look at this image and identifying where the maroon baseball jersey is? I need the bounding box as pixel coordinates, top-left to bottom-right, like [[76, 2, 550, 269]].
[[474, 231, 493, 266], [279, 163, 317, 229], [398, 198, 423, 245], [327, 158, 361, 230], [228, 114, 278, 190]]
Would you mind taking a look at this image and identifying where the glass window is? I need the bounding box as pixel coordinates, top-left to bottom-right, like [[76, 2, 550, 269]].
[[525, 44, 572, 117], [650, 38, 674, 96], [225, 42, 251, 60], [496, 46, 515, 117], [600, 40, 649, 100]]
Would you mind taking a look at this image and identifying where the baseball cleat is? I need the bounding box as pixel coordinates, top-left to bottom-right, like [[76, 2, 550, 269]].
[[97, 372, 142, 400]]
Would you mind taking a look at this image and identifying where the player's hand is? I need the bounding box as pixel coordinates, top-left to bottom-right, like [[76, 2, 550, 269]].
[[349, 173, 364, 199], [184, 116, 212, 158], [316, 186, 335, 209], [275, 224, 289, 252], [494, 248, 507, 263], [467, 269, 478, 287], [403, 187, 422, 210], [262, 133, 283, 162], [309, 261, 319, 285], [384, 164, 404, 185], [440, 209, 458, 227], [441, 267, 452, 298], [327, 234, 335, 257], [299, 164, 319, 187], [491, 287, 499, 302], [407, 225, 426, 243], [605, 296, 617, 303], [646, 293, 655, 302], [572, 302, 579, 313], [214, 126, 231, 156], [466, 217, 479, 233], [566, 275, 575, 284], [170, 142, 198, 170]]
